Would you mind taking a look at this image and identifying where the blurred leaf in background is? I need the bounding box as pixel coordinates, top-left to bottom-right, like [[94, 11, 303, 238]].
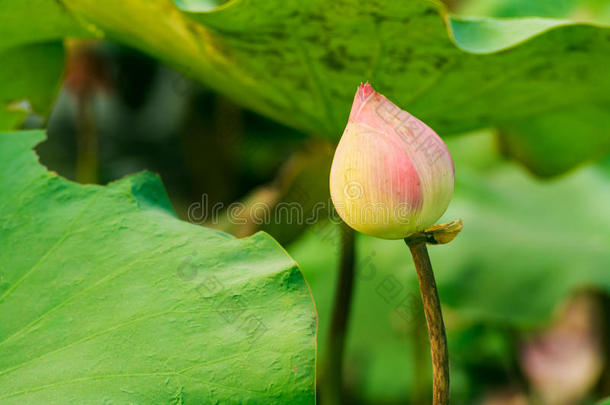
[[0, 44, 64, 129], [455, 0, 610, 23], [0, 0, 91, 129], [173, 0, 610, 176]]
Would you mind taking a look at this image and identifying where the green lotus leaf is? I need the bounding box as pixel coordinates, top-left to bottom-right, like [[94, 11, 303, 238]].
[[0, 130, 316, 404]]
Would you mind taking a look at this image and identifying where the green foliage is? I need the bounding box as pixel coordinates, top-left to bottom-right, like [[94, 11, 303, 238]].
[[2, 0, 610, 174], [0, 44, 64, 129], [457, 0, 610, 23], [0, 0, 89, 50], [288, 131, 610, 402], [2, 0, 610, 401], [0, 130, 316, 403], [0, 0, 91, 129]]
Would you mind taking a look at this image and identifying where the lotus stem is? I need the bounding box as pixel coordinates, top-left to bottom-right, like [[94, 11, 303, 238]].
[[323, 223, 356, 404], [405, 235, 449, 405]]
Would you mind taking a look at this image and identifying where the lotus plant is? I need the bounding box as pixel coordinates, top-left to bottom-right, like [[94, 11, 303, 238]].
[[328, 83, 462, 405]]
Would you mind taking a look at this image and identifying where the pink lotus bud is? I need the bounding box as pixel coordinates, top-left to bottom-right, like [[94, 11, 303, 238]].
[[330, 83, 454, 239]]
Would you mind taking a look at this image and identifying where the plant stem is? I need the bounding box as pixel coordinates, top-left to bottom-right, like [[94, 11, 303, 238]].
[[405, 237, 449, 405], [324, 223, 356, 404]]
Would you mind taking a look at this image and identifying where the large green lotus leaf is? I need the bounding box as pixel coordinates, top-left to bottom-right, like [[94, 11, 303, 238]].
[[2, 0, 609, 175], [0, 130, 316, 403], [56, 0, 610, 175], [0, 44, 65, 130], [288, 131, 610, 402]]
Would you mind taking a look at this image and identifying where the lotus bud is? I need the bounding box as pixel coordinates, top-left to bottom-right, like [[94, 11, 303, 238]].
[[330, 83, 454, 239]]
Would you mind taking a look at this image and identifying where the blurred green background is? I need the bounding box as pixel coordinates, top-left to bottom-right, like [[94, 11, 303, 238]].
[[9, 0, 610, 403]]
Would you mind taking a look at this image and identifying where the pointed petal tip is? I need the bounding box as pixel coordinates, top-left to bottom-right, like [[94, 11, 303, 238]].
[[357, 82, 375, 100]]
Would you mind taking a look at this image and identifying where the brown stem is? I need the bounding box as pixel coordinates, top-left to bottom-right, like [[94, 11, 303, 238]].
[[323, 223, 356, 404], [405, 237, 450, 405]]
